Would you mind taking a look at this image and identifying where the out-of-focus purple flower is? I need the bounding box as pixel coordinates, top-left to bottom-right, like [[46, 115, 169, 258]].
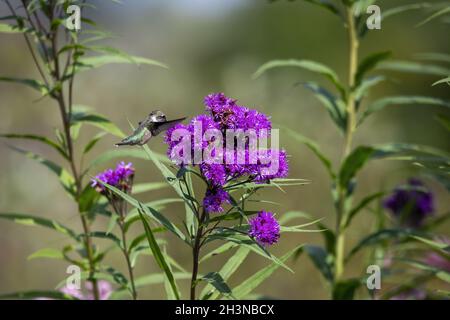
[[60, 285, 85, 300], [59, 280, 113, 300], [390, 289, 427, 300], [383, 179, 434, 228], [203, 187, 230, 213], [91, 161, 135, 193], [424, 252, 450, 273], [248, 211, 280, 246], [85, 280, 113, 300]]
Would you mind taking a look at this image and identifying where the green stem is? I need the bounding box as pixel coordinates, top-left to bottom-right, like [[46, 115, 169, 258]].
[[190, 208, 206, 300], [334, 6, 359, 284], [119, 220, 138, 300]]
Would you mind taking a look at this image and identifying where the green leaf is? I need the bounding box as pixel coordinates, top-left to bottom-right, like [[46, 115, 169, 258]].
[[339, 143, 450, 190], [433, 76, 450, 87], [0, 133, 68, 160], [359, 96, 450, 124], [83, 132, 106, 155], [0, 291, 76, 300], [200, 242, 238, 263], [411, 236, 450, 254], [382, 3, 434, 21], [353, 76, 386, 103], [139, 210, 180, 300], [70, 105, 125, 138], [28, 248, 64, 260], [414, 52, 450, 64], [355, 51, 391, 85], [0, 213, 77, 239], [76, 54, 168, 73], [9, 145, 76, 198], [300, 0, 342, 17], [253, 59, 345, 97], [282, 126, 335, 178], [304, 245, 334, 283], [347, 229, 420, 261], [100, 181, 187, 242], [132, 182, 169, 194], [201, 272, 234, 299], [377, 60, 450, 77], [417, 6, 450, 26], [78, 184, 100, 214], [332, 279, 360, 300], [205, 232, 293, 272], [232, 245, 303, 299], [87, 148, 168, 174], [0, 77, 49, 95], [201, 247, 250, 300], [344, 192, 385, 229], [0, 23, 29, 34], [278, 211, 312, 225], [339, 146, 376, 189], [303, 82, 347, 132], [85, 231, 122, 248]]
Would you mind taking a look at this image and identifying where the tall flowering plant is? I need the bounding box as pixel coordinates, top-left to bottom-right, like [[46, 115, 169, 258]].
[[257, 0, 450, 299], [0, 1, 167, 300], [101, 93, 317, 300]]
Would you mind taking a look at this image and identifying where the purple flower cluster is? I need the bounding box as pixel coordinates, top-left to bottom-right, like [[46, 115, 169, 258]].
[[91, 161, 135, 193], [249, 211, 280, 246], [383, 179, 434, 228], [203, 187, 231, 213], [61, 280, 112, 300], [164, 93, 289, 214]]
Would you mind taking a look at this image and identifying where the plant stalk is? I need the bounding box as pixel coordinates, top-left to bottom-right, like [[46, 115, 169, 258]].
[[190, 209, 206, 300], [119, 220, 138, 300], [334, 6, 359, 284]]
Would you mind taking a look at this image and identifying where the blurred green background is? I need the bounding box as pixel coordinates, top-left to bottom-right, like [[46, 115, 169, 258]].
[[0, 0, 449, 299]]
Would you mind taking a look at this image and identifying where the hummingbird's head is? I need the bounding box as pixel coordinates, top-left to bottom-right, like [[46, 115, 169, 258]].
[[149, 110, 167, 123]]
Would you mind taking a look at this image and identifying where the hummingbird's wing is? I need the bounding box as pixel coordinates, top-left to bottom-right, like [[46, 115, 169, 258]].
[[150, 117, 187, 136]]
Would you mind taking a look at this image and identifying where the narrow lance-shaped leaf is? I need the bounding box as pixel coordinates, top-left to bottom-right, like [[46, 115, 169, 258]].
[[0, 133, 68, 160], [75, 54, 168, 73], [377, 60, 450, 77], [282, 126, 335, 178], [139, 210, 180, 300], [253, 59, 346, 97], [355, 51, 391, 85], [201, 247, 251, 300], [0, 77, 49, 95], [0, 213, 78, 239], [71, 105, 125, 138], [8, 145, 76, 198], [201, 272, 234, 299], [303, 82, 347, 132], [99, 181, 187, 243], [232, 245, 303, 299], [359, 96, 450, 125]]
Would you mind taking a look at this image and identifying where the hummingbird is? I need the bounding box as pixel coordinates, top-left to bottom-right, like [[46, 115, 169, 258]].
[[115, 110, 186, 146]]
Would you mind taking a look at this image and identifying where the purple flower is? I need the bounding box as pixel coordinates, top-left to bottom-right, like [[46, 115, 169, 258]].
[[85, 280, 113, 300], [200, 163, 227, 186], [390, 289, 427, 300], [60, 280, 112, 300], [248, 211, 280, 246], [91, 161, 135, 193], [383, 179, 434, 228], [203, 187, 230, 213], [115, 161, 134, 180]]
